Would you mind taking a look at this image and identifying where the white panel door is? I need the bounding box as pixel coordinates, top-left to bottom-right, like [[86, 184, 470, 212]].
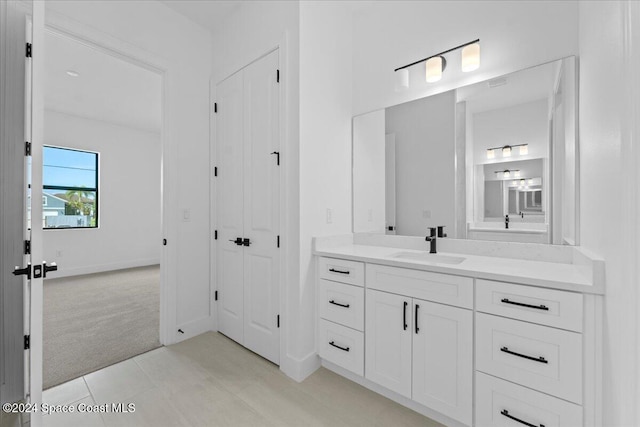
[[216, 70, 245, 344], [365, 289, 412, 398], [242, 50, 280, 364], [412, 299, 473, 426]]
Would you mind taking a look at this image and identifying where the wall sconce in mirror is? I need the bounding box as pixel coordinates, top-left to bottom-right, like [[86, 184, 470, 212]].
[[486, 143, 529, 159], [495, 169, 520, 179], [395, 39, 480, 89]]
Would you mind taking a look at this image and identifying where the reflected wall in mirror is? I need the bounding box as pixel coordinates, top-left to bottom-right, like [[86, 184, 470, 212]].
[[352, 56, 578, 245]]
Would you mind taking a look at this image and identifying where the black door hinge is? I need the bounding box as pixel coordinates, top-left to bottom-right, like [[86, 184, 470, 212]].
[[277, 314, 280, 328], [25, 141, 31, 156], [26, 43, 32, 58], [214, 102, 217, 113], [163, 238, 167, 246], [214, 230, 218, 240], [270, 151, 280, 165], [214, 167, 218, 177], [24, 240, 31, 255], [276, 69, 280, 83], [24, 335, 30, 350], [214, 290, 218, 301], [277, 235, 280, 248]]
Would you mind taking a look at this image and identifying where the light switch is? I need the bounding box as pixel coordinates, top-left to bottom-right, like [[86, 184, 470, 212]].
[[183, 209, 191, 221], [326, 208, 333, 224]]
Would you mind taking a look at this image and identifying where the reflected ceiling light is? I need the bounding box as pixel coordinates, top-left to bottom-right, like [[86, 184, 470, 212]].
[[461, 42, 480, 72], [512, 180, 518, 186], [502, 146, 512, 157], [66, 70, 80, 77], [519, 144, 529, 155], [425, 56, 446, 83], [394, 39, 480, 88], [395, 68, 409, 90], [486, 149, 496, 159], [514, 170, 521, 178], [528, 178, 534, 185]]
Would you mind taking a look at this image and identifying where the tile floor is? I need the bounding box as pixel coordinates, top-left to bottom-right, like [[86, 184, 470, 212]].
[[5, 332, 443, 427]]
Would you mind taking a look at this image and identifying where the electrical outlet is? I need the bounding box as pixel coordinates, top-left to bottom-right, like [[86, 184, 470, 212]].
[[326, 208, 333, 224], [183, 209, 191, 222]]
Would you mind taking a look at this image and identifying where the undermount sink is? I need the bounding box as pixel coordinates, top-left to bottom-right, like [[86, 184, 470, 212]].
[[391, 251, 466, 265]]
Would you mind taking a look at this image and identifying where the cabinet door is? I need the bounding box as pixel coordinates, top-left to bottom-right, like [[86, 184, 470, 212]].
[[412, 300, 472, 426], [365, 289, 412, 398], [242, 49, 280, 364], [216, 70, 245, 344]]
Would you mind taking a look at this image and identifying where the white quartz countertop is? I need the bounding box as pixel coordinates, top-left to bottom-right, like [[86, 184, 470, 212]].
[[314, 243, 604, 294]]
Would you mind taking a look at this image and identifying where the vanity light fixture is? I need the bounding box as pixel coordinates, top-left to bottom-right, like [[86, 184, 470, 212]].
[[394, 39, 480, 87], [520, 179, 526, 186], [528, 178, 534, 185], [514, 170, 521, 178], [486, 143, 529, 159]]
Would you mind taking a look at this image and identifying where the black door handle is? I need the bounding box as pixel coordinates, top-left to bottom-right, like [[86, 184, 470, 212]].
[[501, 298, 549, 311], [403, 301, 408, 330], [42, 262, 57, 278], [415, 304, 420, 333], [12, 264, 31, 280], [500, 410, 545, 427], [242, 238, 251, 247], [329, 300, 350, 308], [328, 268, 349, 275], [500, 347, 548, 364], [229, 237, 243, 246], [329, 341, 349, 352]]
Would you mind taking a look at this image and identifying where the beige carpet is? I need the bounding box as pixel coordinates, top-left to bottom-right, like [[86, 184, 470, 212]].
[[43, 265, 161, 389]]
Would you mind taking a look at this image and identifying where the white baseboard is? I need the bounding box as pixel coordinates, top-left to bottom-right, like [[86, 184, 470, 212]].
[[45, 258, 160, 279], [322, 360, 467, 427], [280, 350, 321, 383]]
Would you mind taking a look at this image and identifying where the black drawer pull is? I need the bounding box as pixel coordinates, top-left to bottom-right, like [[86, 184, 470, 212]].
[[500, 347, 548, 364], [329, 268, 350, 275], [415, 304, 420, 334], [403, 301, 408, 330], [329, 341, 349, 352], [501, 298, 549, 311], [329, 300, 350, 308], [500, 410, 545, 427]]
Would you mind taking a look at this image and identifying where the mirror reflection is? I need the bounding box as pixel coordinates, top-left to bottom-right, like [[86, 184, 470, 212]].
[[352, 57, 578, 245]]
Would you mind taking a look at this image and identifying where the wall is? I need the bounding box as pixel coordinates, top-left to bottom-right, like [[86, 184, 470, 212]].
[[299, 0, 354, 378], [386, 91, 456, 236], [578, 1, 640, 425], [42, 111, 161, 277], [352, 1, 579, 115], [45, 0, 213, 342]]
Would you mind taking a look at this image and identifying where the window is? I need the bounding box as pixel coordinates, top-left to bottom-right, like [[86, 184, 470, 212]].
[[43, 146, 98, 229]]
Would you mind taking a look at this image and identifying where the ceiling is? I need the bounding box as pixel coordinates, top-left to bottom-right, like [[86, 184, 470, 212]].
[[161, 0, 242, 34], [44, 30, 162, 133]]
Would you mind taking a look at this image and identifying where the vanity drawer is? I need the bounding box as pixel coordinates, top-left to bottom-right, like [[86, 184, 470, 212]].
[[318, 279, 364, 331], [366, 264, 473, 309], [476, 279, 583, 332], [475, 372, 583, 427], [318, 319, 364, 376], [476, 313, 582, 404], [319, 257, 365, 287]]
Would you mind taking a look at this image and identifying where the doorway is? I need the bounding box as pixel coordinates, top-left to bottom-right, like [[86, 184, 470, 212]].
[[41, 28, 163, 389]]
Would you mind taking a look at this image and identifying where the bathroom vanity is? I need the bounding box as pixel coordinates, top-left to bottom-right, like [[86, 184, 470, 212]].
[[313, 234, 603, 427]]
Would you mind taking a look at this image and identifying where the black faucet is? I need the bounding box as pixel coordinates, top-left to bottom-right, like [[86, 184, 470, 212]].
[[426, 227, 437, 254], [505, 214, 510, 229]]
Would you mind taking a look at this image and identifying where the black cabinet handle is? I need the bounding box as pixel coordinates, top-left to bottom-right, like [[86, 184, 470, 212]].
[[329, 300, 350, 308], [500, 347, 548, 364], [501, 298, 549, 311], [42, 262, 58, 278], [329, 268, 349, 275], [415, 304, 420, 334], [329, 341, 349, 352], [403, 301, 408, 330], [500, 410, 545, 427]]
